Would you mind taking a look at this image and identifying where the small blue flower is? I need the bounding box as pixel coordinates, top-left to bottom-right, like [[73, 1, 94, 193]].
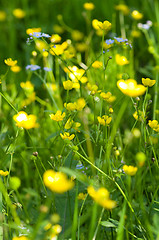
[[114, 37, 128, 43], [29, 32, 42, 38], [43, 67, 52, 72], [26, 64, 41, 71], [76, 164, 84, 170], [42, 33, 51, 38], [105, 39, 114, 45]]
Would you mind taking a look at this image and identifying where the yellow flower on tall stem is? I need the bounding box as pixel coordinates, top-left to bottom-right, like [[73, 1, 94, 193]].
[[117, 79, 146, 97], [13, 111, 39, 129]]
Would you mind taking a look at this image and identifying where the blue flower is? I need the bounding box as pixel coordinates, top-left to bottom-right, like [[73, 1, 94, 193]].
[[29, 32, 42, 38], [43, 67, 52, 72], [76, 164, 84, 170], [26, 64, 41, 71], [114, 37, 128, 43], [105, 39, 114, 44], [42, 33, 51, 38]]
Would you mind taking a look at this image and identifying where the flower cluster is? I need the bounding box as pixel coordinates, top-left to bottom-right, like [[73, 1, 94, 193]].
[[97, 115, 112, 126]]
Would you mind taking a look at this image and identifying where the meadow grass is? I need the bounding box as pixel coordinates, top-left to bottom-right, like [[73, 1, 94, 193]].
[[0, 0, 159, 239]]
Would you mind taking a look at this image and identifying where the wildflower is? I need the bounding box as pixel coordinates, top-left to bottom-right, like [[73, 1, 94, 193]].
[[43, 67, 52, 72], [83, 2, 95, 11], [68, 66, 85, 82], [92, 61, 103, 69], [117, 79, 146, 97], [97, 115, 112, 126], [26, 64, 41, 71], [87, 186, 116, 209], [63, 80, 73, 90], [35, 40, 48, 52], [92, 19, 111, 32], [64, 102, 76, 111], [43, 169, 74, 193], [131, 30, 141, 38], [26, 28, 41, 35], [13, 8, 25, 18], [123, 165, 138, 176], [115, 54, 129, 65], [0, 170, 9, 176], [75, 98, 86, 111], [114, 37, 128, 43], [0, 11, 6, 21], [71, 30, 84, 41], [10, 65, 21, 73], [60, 132, 75, 140], [105, 39, 114, 45], [50, 44, 65, 56], [4, 58, 17, 67], [12, 237, 29, 240], [50, 110, 65, 121], [50, 34, 61, 43], [148, 120, 159, 132], [20, 81, 34, 92], [78, 193, 87, 200], [133, 110, 144, 121], [131, 10, 143, 20], [115, 4, 129, 15], [42, 51, 49, 58], [64, 118, 74, 129], [100, 91, 112, 100], [87, 83, 99, 95], [142, 78, 156, 87], [13, 111, 39, 129]]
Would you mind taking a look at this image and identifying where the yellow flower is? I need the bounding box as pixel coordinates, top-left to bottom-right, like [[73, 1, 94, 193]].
[[71, 30, 84, 41], [50, 34, 62, 43], [92, 19, 111, 32], [50, 110, 65, 121], [0, 170, 9, 177], [115, 54, 129, 66], [43, 170, 74, 193], [12, 236, 29, 240], [13, 111, 39, 129], [20, 81, 34, 93], [117, 79, 146, 97], [10, 65, 21, 73], [78, 192, 87, 200], [115, 4, 129, 15], [60, 132, 75, 140], [35, 40, 48, 52], [131, 10, 143, 20], [26, 28, 41, 35], [142, 78, 156, 87], [133, 110, 144, 121], [123, 165, 138, 176], [83, 2, 95, 11], [131, 30, 141, 38], [97, 115, 112, 126], [100, 92, 112, 100], [13, 8, 25, 18], [64, 102, 76, 111], [68, 66, 85, 82], [4, 58, 17, 67], [0, 11, 6, 21], [64, 118, 74, 129], [87, 186, 116, 209], [92, 61, 103, 69], [75, 98, 86, 111], [148, 120, 159, 132], [63, 80, 73, 90], [50, 44, 65, 56], [87, 83, 99, 95]]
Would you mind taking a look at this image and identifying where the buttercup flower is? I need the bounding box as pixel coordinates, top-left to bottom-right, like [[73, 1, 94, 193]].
[[148, 120, 159, 132], [92, 61, 103, 69], [13, 111, 39, 129], [20, 81, 34, 92], [131, 10, 143, 20], [78, 193, 87, 200], [63, 80, 73, 90], [117, 79, 146, 97], [13, 8, 25, 18], [97, 115, 112, 126], [123, 165, 138, 176], [10, 65, 21, 73], [75, 98, 86, 111], [60, 132, 75, 140], [50, 34, 62, 43], [50, 110, 65, 121], [26, 28, 41, 35], [12, 236, 29, 240], [4, 58, 17, 67], [83, 2, 95, 11], [43, 169, 74, 193], [87, 186, 116, 209], [115, 4, 129, 15], [142, 78, 156, 87], [115, 54, 129, 66], [0, 170, 9, 176], [92, 19, 111, 32]]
